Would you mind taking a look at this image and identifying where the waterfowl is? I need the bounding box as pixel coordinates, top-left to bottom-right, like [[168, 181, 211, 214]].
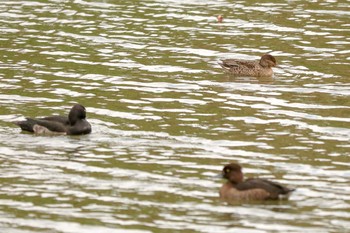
[[219, 54, 277, 77], [219, 163, 294, 202], [15, 104, 91, 135]]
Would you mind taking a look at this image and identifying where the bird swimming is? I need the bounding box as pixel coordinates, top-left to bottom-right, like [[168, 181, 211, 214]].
[[14, 104, 91, 135], [219, 54, 277, 77], [219, 163, 294, 202]]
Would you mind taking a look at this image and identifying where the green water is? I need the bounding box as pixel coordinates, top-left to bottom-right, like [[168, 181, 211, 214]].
[[0, 1, 349, 232]]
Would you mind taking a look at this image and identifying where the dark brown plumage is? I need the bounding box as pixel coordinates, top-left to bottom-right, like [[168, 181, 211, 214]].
[[14, 104, 91, 135], [219, 54, 277, 77], [219, 163, 294, 202]]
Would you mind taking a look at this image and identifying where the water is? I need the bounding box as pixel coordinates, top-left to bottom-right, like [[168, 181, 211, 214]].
[[0, 0, 349, 232]]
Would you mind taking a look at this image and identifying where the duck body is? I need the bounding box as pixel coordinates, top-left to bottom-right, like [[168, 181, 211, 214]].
[[219, 54, 277, 77], [219, 163, 294, 202], [15, 104, 91, 135]]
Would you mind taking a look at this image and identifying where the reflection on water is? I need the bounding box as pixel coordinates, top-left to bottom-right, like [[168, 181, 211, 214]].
[[0, 0, 349, 232]]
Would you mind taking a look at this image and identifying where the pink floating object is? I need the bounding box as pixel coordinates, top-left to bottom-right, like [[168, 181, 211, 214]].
[[217, 15, 223, 23]]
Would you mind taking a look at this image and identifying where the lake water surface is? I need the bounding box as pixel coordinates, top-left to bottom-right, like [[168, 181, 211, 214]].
[[0, 0, 349, 232]]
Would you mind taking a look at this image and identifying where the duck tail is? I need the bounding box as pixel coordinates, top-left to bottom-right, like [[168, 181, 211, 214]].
[[218, 60, 230, 71], [279, 188, 295, 199], [14, 118, 37, 132]]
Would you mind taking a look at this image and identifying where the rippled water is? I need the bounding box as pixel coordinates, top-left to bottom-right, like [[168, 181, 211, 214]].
[[0, 0, 349, 232]]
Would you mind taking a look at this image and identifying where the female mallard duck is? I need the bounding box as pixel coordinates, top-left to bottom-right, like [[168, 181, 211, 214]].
[[15, 104, 91, 135], [219, 54, 277, 77], [220, 163, 294, 202]]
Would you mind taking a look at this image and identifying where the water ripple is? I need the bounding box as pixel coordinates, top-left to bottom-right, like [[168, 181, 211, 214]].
[[0, 0, 349, 232]]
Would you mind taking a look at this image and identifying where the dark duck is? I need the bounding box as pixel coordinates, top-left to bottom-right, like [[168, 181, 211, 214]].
[[15, 104, 91, 135], [219, 54, 277, 77], [220, 163, 294, 202]]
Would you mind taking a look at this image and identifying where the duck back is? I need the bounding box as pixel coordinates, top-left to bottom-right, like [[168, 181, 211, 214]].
[[236, 178, 294, 199], [16, 118, 67, 133]]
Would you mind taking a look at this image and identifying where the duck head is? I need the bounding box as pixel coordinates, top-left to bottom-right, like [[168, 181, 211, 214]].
[[259, 54, 277, 68], [68, 104, 87, 125], [222, 163, 244, 184]]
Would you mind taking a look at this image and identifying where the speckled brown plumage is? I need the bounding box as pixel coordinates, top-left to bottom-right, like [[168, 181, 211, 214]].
[[219, 163, 294, 202], [219, 54, 277, 77]]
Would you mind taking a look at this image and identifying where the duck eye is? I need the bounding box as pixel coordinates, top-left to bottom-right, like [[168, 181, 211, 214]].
[[225, 168, 231, 173]]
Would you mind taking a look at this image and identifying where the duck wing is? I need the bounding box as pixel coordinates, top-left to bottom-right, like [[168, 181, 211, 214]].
[[15, 118, 67, 133], [40, 115, 69, 125], [236, 178, 294, 199], [220, 59, 257, 69]]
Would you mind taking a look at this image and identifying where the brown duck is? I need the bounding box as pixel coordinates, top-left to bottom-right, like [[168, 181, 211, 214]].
[[219, 163, 294, 202], [219, 54, 277, 77]]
